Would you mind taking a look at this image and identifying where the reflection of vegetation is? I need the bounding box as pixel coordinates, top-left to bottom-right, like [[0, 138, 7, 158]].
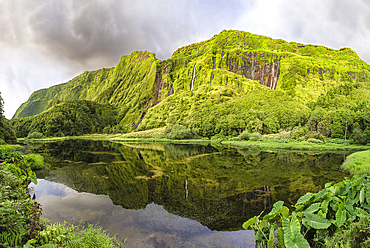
[[31, 140, 350, 231]]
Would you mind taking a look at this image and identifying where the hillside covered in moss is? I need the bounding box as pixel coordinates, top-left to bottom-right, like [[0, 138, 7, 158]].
[[12, 30, 370, 140]]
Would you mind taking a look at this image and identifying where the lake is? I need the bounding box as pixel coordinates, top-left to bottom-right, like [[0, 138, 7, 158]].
[[27, 139, 350, 247]]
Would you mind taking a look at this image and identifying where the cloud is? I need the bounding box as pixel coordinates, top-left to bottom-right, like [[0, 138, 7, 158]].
[[236, 0, 370, 63], [0, 0, 370, 118]]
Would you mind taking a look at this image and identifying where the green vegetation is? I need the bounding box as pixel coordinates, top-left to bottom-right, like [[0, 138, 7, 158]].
[[24, 154, 45, 170], [27, 132, 44, 139], [322, 216, 370, 247], [0, 146, 38, 247], [243, 174, 370, 247], [0, 91, 17, 143], [11, 30, 370, 142], [0, 145, 124, 247], [26, 223, 124, 248], [12, 100, 118, 138], [342, 150, 370, 175], [165, 124, 198, 139]]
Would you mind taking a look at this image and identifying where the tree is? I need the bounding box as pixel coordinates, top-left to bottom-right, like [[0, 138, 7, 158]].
[[0, 91, 17, 143], [0, 91, 5, 140]]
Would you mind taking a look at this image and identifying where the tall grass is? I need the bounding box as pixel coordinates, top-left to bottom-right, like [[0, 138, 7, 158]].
[[341, 150, 370, 175]]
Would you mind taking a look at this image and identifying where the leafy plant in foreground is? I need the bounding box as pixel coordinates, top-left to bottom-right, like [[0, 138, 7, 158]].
[[243, 174, 370, 247]]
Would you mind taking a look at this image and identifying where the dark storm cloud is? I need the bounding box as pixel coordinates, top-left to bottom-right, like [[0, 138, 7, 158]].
[[0, 0, 245, 68], [1, 0, 370, 119]]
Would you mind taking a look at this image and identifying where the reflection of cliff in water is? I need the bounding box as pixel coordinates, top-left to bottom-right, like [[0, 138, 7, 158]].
[[31, 140, 349, 231]]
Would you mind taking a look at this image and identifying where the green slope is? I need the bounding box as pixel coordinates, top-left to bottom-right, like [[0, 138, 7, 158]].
[[12, 30, 370, 139]]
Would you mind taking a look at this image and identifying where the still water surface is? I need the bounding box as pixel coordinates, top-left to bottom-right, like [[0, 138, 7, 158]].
[[28, 140, 350, 247]]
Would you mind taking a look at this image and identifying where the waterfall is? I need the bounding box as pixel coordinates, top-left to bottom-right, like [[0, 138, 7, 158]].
[[190, 64, 196, 91], [270, 61, 275, 89], [169, 85, 174, 96], [185, 180, 188, 201], [272, 61, 280, 90]]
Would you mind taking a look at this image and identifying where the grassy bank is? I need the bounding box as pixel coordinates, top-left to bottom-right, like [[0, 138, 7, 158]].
[[223, 140, 369, 151], [341, 149, 370, 175], [20, 134, 370, 152]]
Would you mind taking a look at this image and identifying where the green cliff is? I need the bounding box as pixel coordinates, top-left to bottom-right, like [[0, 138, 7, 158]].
[[12, 30, 370, 139]]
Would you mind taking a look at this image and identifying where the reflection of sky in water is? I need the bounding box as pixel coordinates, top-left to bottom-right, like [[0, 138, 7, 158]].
[[29, 179, 255, 248]]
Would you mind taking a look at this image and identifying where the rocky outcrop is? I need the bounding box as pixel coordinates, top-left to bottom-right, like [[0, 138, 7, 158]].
[[226, 52, 281, 89]]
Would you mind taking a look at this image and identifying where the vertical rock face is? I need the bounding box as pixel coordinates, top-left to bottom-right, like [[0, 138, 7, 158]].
[[226, 52, 281, 89], [153, 64, 171, 102]]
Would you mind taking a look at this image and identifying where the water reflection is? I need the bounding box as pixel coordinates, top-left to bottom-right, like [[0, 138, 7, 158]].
[[30, 179, 255, 247], [27, 139, 350, 247]]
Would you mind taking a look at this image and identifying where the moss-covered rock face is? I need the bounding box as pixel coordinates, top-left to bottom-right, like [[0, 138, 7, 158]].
[[13, 30, 370, 137]]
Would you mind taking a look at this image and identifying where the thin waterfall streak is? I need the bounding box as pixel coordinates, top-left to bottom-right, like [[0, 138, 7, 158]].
[[190, 64, 196, 91]]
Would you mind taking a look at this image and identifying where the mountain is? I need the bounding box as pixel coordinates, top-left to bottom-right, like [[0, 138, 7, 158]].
[[12, 30, 370, 139]]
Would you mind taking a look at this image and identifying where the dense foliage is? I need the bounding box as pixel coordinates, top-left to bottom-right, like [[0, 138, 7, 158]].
[[11, 100, 118, 138], [0, 146, 38, 247], [0, 92, 17, 143], [0, 145, 124, 247], [243, 174, 370, 247]]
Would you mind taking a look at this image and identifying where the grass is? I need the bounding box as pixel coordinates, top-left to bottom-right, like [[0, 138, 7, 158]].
[[5, 144, 25, 152], [223, 140, 369, 151], [19, 130, 370, 152], [341, 150, 370, 175]]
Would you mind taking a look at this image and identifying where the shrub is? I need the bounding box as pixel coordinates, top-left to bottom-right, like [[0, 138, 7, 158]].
[[27, 132, 44, 139], [306, 138, 324, 144], [304, 131, 325, 141], [237, 130, 251, 140], [278, 130, 291, 138], [167, 124, 193, 140], [24, 154, 44, 170], [291, 126, 307, 139], [353, 127, 367, 145], [0, 138, 5, 145], [322, 216, 370, 247], [249, 132, 261, 141]]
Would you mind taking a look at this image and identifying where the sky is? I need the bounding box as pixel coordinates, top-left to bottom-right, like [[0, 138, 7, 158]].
[[1, 0, 370, 119]]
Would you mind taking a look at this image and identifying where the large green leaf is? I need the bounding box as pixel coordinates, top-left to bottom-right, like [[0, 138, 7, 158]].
[[313, 188, 328, 202], [267, 227, 275, 248], [366, 186, 370, 205], [242, 215, 259, 230], [324, 181, 333, 188], [283, 216, 310, 248], [320, 197, 332, 214], [277, 227, 285, 248], [303, 213, 331, 229], [360, 187, 365, 204], [355, 207, 369, 218], [334, 206, 347, 228], [264, 201, 284, 219], [345, 199, 355, 215], [281, 206, 290, 218], [303, 202, 321, 214], [350, 174, 366, 188], [295, 193, 313, 206]]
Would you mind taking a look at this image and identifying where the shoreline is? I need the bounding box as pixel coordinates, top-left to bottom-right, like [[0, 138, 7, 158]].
[[18, 133, 370, 153]]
